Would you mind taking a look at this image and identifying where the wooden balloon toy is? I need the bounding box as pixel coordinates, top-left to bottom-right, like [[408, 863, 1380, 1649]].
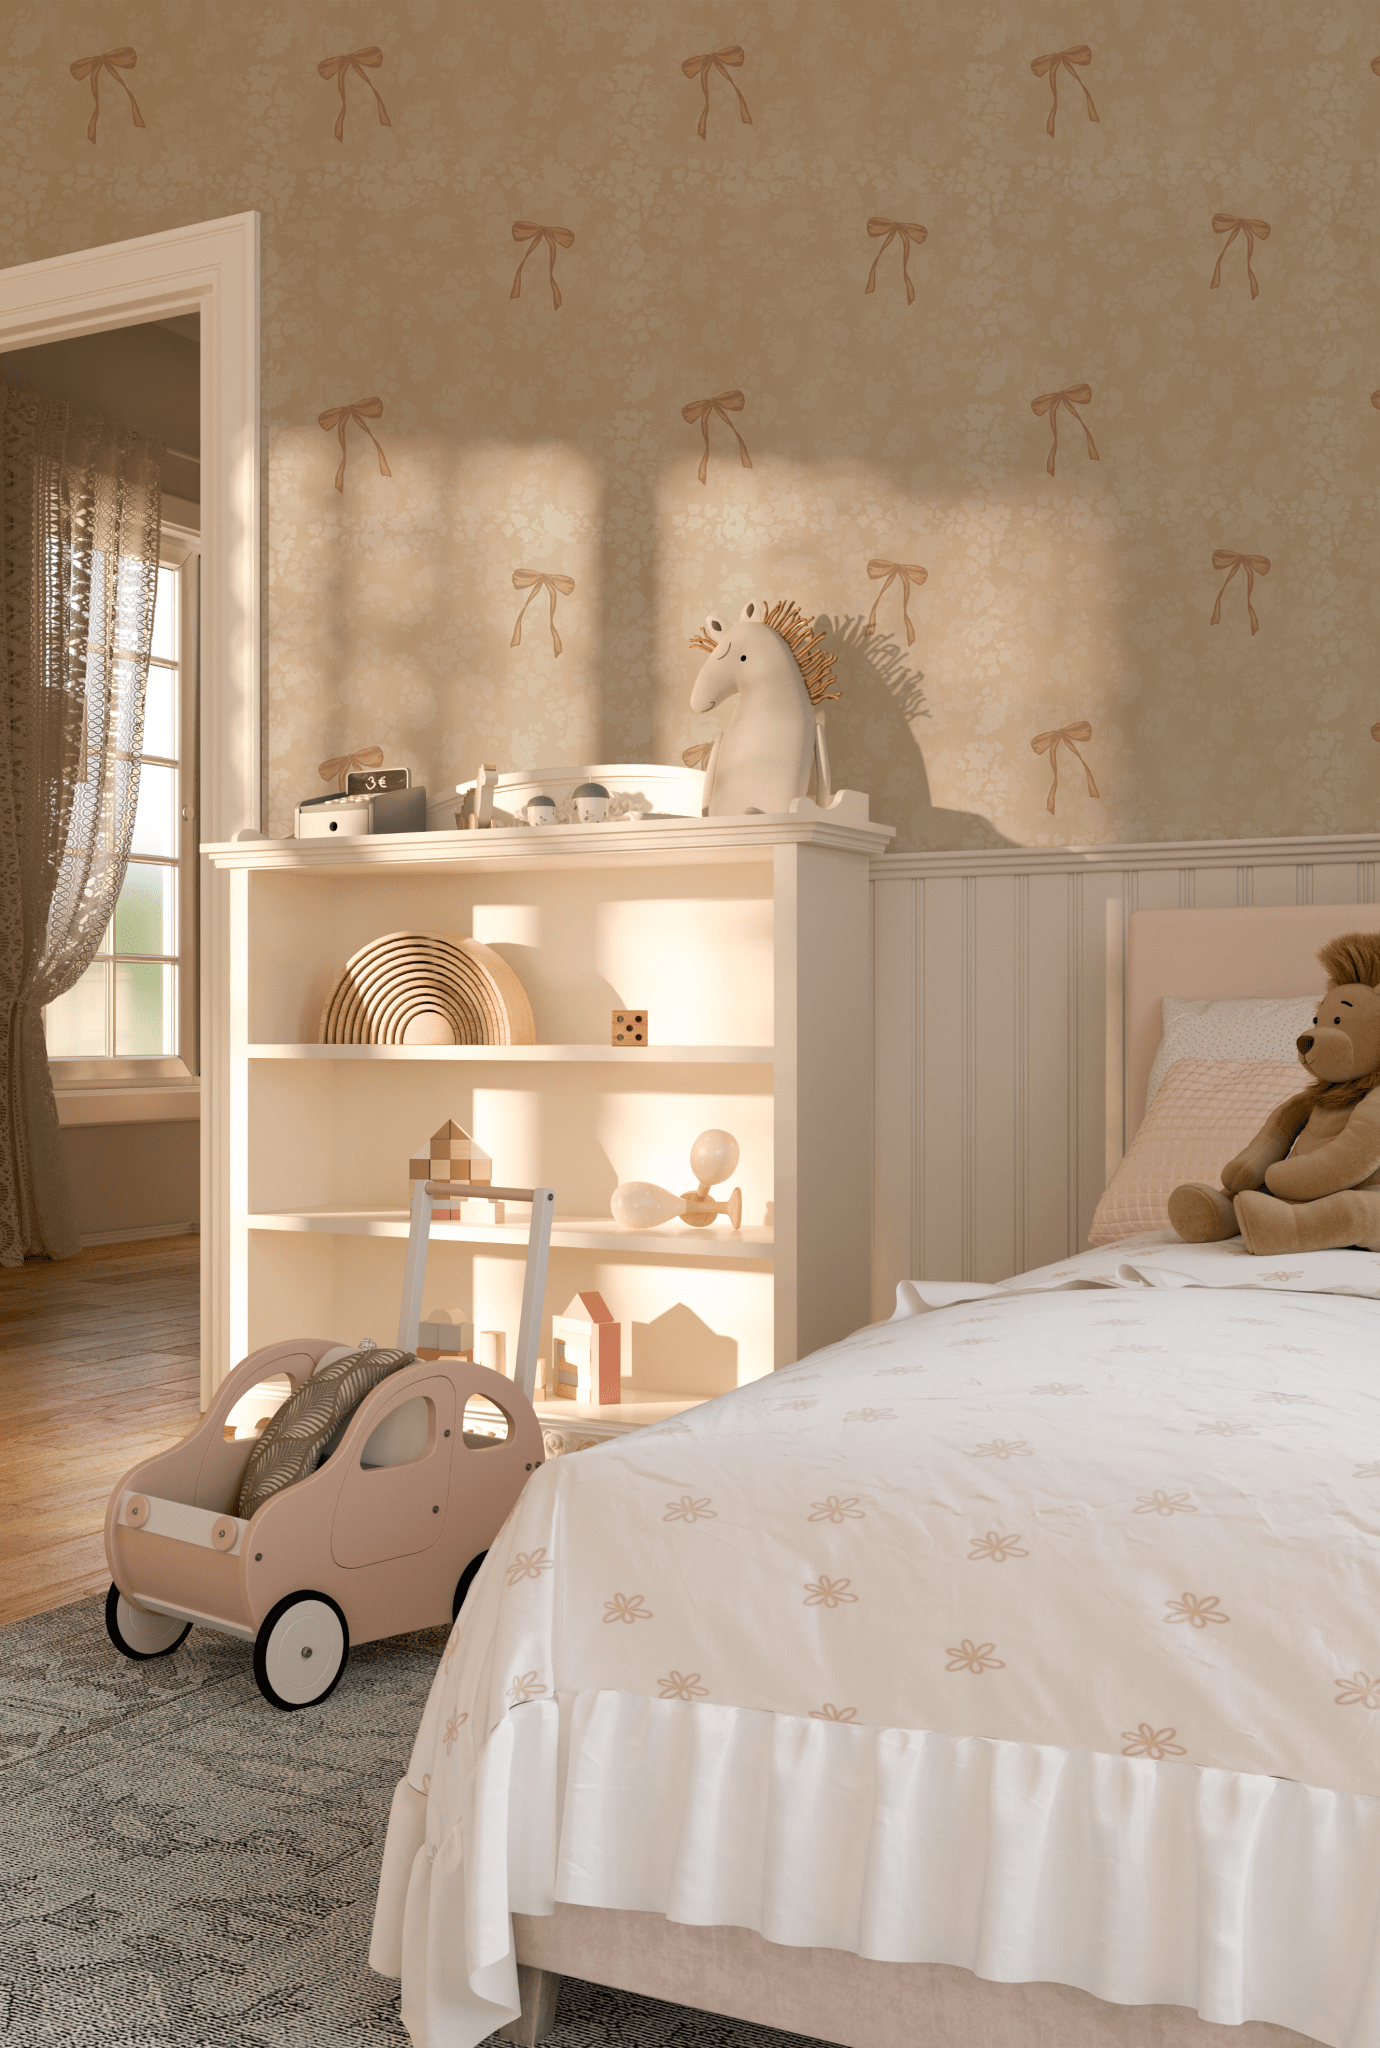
[[611, 1129, 743, 1231]]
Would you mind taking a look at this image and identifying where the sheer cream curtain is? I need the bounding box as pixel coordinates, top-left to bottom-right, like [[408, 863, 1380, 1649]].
[[0, 382, 162, 1264]]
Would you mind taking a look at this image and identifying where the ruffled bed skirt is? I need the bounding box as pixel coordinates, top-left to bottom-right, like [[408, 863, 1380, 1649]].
[[371, 1689, 1380, 2048]]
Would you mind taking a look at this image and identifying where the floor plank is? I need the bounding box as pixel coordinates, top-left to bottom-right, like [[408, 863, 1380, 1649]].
[[0, 1236, 199, 1627]]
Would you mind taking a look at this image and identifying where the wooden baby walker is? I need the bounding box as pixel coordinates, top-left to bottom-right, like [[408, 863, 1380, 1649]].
[[104, 1179, 553, 1710]]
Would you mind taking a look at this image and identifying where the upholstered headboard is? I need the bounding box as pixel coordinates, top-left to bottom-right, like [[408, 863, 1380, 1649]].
[[1124, 904, 1380, 1143]]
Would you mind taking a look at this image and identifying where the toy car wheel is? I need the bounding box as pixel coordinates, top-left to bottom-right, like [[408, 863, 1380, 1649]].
[[105, 1582, 191, 1660], [453, 1551, 488, 1621], [253, 1592, 349, 1712]]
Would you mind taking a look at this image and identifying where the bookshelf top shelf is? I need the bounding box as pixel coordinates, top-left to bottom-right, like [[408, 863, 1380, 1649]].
[[204, 809, 893, 874], [248, 1043, 774, 1065]]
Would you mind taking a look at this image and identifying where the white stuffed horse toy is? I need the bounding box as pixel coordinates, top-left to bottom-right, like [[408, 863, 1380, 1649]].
[[690, 600, 831, 816]]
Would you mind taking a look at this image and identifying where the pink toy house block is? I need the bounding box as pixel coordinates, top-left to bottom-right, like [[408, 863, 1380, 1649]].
[[550, 1291, 620, 1404]]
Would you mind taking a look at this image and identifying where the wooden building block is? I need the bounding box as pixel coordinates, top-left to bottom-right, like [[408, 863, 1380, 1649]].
[[611, 1010, 648, 1046], [479, 1330, 508, 1377], [416, 1310, 474, 1361]]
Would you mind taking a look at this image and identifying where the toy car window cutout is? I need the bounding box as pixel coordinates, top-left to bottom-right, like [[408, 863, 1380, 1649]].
[[222, 1376, 294, 1443], [360, 1395, 435, 1469], [462, 1394, 513, 1448]]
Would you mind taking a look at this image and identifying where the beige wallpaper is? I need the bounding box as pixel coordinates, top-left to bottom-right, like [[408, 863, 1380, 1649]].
[[0, 1, 1376, 849]]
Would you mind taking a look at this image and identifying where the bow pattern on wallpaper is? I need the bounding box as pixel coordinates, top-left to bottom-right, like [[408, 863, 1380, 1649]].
[[318, 48, 391, 142], [682, 391, 753, 485], [1210, 215, 1270, 300], [864, 220, 928, 305], [1031, 386, 1099, 476], [70, 48, 144, 144], [318, 398, 393, 495], [511, 224, 575, 310], [1030, 47, 1098, 137], [1210, 551, 1270, 636], [319, 745, 384, 790], [682, 46, 752, 140], [1032, 722, 1100, 815], [864, 560, 928, 646], [511, 570, 575, 657]]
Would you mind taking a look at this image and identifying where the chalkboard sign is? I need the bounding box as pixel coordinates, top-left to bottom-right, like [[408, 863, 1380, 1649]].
[[346, 766, 410, 796]]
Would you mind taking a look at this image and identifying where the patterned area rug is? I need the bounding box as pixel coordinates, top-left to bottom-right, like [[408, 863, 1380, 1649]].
[[0, 1595, 832, 2047]]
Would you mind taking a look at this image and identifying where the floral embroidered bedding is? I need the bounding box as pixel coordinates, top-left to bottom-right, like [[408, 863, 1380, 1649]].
[[372, 1232, 1380, 2048]]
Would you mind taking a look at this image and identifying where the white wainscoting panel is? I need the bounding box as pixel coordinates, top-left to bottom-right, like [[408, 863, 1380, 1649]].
[[869, 833, 1380, 1312]]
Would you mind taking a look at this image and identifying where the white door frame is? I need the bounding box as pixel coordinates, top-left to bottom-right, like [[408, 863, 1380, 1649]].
[[0, 212, 260, 1400]]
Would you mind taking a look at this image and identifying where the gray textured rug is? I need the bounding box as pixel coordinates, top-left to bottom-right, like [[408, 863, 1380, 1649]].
[[0, 1595, 831, 2047]]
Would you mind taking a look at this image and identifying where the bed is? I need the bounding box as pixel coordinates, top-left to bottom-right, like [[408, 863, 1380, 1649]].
[[370, 904, 1380, 2048]]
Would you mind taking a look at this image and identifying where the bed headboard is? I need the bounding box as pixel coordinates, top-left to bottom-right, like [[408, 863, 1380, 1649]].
[[1124, 904, 1380, 1143]]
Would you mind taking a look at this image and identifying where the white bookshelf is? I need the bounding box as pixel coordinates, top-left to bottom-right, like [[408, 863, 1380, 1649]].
[[201, 812, 891, 1407]]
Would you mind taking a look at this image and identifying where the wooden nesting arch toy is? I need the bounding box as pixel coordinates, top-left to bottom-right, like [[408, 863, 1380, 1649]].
[[104, 1180, 554, 1710], [319, 930, 535, 1046]]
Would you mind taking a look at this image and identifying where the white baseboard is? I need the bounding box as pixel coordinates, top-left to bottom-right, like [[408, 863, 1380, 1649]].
[[79, 1222, 198, 1247]]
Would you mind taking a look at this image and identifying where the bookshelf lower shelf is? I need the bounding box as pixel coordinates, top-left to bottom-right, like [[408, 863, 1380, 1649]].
[[247, 1209, 774, 1261]]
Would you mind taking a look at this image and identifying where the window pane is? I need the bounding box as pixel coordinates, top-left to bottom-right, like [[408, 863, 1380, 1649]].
[[115, 864, 175, 957], [130, 763, 176, 858], [150, 564, 178, 663], [142, 665, 177, 761], [115, 961, 174, 1056], [45, 962, 108, 1058]]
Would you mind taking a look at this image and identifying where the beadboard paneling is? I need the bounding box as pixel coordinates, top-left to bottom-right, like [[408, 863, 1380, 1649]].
[[870, 835, 1380, 1312]]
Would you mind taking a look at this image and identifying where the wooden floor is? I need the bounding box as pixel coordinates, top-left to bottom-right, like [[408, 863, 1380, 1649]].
[[0, 1236, 200, 1627]]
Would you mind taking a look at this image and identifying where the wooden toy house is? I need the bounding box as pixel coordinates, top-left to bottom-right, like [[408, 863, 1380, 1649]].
[[550, 1291, 621, 1404], [409, 1120, 493, 1221]]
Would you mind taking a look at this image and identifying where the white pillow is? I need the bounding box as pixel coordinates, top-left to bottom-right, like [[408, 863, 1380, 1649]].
[[1144, 995, 1314, 1110]]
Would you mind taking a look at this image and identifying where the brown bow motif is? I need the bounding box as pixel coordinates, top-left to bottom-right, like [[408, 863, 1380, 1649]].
[[682, 391, 753, 486], [1030, 47, 1098, 138], [1031, 385, 1098, 476], [318, 48, 391, 142], [1209, 550, 1270, 636], [319, 745, 384, 791], [864, 560, 928, 646], [1210, 214, 1270, 300], [681, 46, 752, 140], [317, 397, 392, 495], [864, 219, 928, 305], [1031, 722, 1100, 816], [511, 570, 575, 657], [70, 48, 144, 144], [511, 223, 575, 310]]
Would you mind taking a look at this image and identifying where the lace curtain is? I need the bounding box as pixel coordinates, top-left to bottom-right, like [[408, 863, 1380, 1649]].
[[0, 383, 162, 1265]]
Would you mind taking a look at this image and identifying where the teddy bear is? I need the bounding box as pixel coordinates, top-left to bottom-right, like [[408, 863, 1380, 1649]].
[[1167, 931, 1380, 1255]]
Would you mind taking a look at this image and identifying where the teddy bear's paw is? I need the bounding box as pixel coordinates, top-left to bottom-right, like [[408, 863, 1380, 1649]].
[[1233, 1189, 1302, 1256], [1167, 1183, 1239, 1243]]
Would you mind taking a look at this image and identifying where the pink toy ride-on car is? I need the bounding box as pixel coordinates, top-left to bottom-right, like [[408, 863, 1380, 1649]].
[[104, 1181, 554, 1710]]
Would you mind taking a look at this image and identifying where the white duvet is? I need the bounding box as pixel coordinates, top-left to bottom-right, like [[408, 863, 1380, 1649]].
[[372, 1234, 1380, 2047]]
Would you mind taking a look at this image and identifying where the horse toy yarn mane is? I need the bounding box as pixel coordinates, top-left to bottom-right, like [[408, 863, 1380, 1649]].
[[683, 599, 839, 816]]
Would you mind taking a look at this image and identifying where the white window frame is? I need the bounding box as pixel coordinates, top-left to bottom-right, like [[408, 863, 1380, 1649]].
[[46, 513, 201, 1094]]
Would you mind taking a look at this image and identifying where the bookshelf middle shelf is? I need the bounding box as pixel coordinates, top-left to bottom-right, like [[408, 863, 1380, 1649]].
[[247, 1207, 774, 1261], [248, 1044, 774, 1064]]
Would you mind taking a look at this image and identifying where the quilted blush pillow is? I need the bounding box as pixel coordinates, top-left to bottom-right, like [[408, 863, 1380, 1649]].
[[236, 1346, 414, 1521], [1144, 996, 1315, 1111], [1088, 1057, 1305, 1246]]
